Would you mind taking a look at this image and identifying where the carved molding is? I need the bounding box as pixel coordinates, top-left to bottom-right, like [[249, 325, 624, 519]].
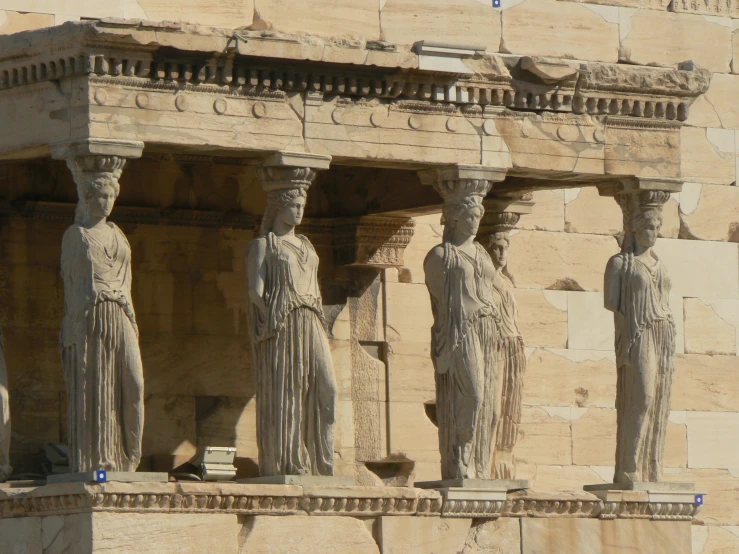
[[0, 21, 710, 124], [0, 485, 702, 521], [333, 216, 416, 268]]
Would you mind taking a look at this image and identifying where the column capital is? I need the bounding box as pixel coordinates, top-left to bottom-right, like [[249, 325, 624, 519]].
[[262, 151, 332, 170], [598, 176, 683, 197], [418, 165, 507, 204], [258, 151, 331, 194], [50, 138, 144, 161]]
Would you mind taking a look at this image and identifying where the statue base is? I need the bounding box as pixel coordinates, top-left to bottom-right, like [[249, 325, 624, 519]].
[[238, 475, 355, 486], [47, 471, 169, 484], [584, 481, 695, 492], [415, 478, 529, 491]]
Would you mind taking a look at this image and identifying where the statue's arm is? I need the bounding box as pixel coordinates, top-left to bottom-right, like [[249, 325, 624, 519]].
[[604, 255, 623, 313], [423, 246, 446, 305], [247, 237, 268, 313]]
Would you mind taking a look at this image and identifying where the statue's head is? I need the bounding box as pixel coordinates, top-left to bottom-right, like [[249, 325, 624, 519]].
[[260, 187, 307, 235], [486, 231, 511, 270], [442, 196, 484, 241], [633, 208, 662, 250], [75, 173, 120, 224]]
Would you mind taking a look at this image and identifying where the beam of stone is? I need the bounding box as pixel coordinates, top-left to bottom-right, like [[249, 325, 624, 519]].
[[419, 165, 508, 481], [52, 139, 146, 474], [247, 151, 342, 478], [600, 177, 687, 488], [0, 328, 10, 482]]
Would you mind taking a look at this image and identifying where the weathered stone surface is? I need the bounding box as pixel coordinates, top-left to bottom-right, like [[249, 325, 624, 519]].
[[673, 354, 739, 411], [684, 298, 738, 355], [516, 462, 607, 491], [382, 0, 500, 51], [0, 10, 54, 34], [653, 238, 739, 299], [133, 0, 254, 29], [567, 291, 613, 351], [522, 517, 691, 554], [518, 189, 564, 232], [564, 187, 621, 236], [378, 516, 472, 554], [621, 11, 732, 73], [665, 468, 739, 526], [501, 0, 619, 62], [386, 341, 434, 404], [194, 396, 256, 459], [516, 407, 572, 466], [507, 230, 619, 292], [687, 412, 739, 470], [681, 127, 736, 186], [692, 524, 739, 554], [523, 348, 616, 408], [402, 220, 443, 285], [515, 289, 568, 348], [604, 125, 680, 179], [460, 518, 521, 554], [388, 401, 440, 473], [142, 395, 197, 461], [687, 73, 739, 129], [680, 183, 739, 242]]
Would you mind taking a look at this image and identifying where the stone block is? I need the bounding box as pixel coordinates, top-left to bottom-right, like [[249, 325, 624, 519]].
[[381, 0, 500, 51], [515, 289, 568, 349], [385, 282, 433, 343], [523, 348, 616, 408], [684, 298, 738, 355], [564, 187, 621, 236], [518, 189, 565, 232], [572, 407, 616, 467], [501, 0, 619, 62], [461, 517, 521, 554], [681, 127, 735, 186], [621, 10, 732, 73], [515, 463, 607, 491], [388, 401, 440, 466], [692, 524, 739, 554], [516, 406, 573, 466], [507, 230, 619, 292], [522, 517, 691, 554], [687, 73, 739, 130], [0, 10, 54, 35], [604, 125, 680, 179], [133, 0, 254, 29], [402, 220, 443, 285], [567, 291, 613, 351], [92, 512, 240, 553], [142, 333, 253, 397], [254, 0, 379, 41], [386, 341, 435, 403], [195, 396, 257, 459], [653, 238, 739, 299], [680, 183, 739, 242], [142, 395, 197, 460], [673, 354, 739, 412], [687, 412, 739, 470], [663, 468, 739, 526], [378, 516, 472, 554], [245, 514, 380, 554], [0, 263, 62, 329]]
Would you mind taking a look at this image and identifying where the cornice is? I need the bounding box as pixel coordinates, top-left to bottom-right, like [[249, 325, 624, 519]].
[[0, 20, 710, 124]]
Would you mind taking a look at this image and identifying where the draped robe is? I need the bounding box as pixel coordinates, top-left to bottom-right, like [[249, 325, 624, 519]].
[[61, 222, 144, 472], [248, 233, 337, 476], [612, 250, 675, 483], [0, 328, 10, 481], [427, 242, 499, 480]]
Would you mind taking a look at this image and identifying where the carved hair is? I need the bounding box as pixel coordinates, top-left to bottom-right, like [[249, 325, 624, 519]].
[[441, 196, 484, 241], [74, 173, 121, 224], [260, 187, 307, 235], [633, 208, 663, 232], [486, 231, 511, 249]]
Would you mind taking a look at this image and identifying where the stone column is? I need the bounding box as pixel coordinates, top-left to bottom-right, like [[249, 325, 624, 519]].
[[587, 177, 686, 492], [0, 327, 10, 482], [417, 165, 517, 485], [50, 139, 150, 477], [476, 195, 533, 480], [247, 151, 345, 482]]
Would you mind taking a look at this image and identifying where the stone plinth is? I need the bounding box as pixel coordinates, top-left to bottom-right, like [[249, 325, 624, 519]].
[[239, 475, 355, 486], [0, 483, 702, 553], [47, 472, 169, 485]]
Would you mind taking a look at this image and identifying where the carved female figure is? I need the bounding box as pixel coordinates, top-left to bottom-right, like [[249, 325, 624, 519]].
[[486, 232, 525, 480], [0, 328, 10, 481], [424, 197, 500, 480], [61, 169, 144, 472], [604, 194, 675, 483], [247, 185, 337, 477]]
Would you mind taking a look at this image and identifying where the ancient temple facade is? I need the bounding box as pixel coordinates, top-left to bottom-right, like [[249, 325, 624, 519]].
[[0, 2, 737, 553]]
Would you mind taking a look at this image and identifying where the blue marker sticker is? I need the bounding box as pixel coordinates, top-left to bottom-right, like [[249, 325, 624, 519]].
[[96, 470, 107, 483], [493, 0, 501, 6], [695, 494, 704, 506]]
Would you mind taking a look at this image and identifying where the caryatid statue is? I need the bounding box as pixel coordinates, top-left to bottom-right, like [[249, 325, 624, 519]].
[[0, 327, 11, 482], [479, 209, 527, 480], [56, 140, 145, 473], [420, 166, 506, 481], [247, 153, 337, 477], [604, 183, 677, 484]]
